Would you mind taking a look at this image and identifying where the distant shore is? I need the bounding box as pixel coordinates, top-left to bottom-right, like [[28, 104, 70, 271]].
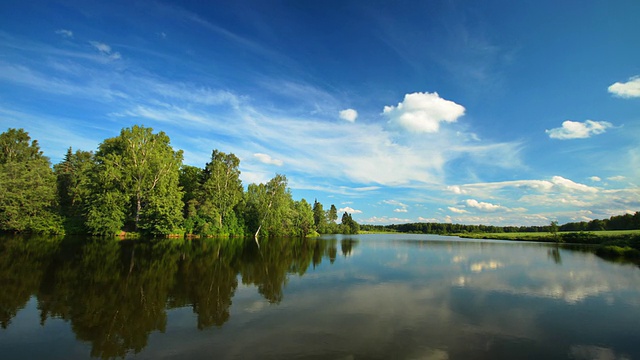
[[455, 230, 640, 262]]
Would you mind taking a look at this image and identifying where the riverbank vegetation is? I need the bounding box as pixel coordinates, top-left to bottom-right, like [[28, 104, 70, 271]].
[[0, 127, 357, 238], [361, 215, 640, 262]]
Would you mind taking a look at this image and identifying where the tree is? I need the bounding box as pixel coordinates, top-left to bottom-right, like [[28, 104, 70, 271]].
[[198, 150, 243, 235], [294, 199, 315, 237], [86, 125, 184, 236], [327, 204, 338, 223], [245, 174, 292, 240], [54, 147, 93, 233], [313, 199, 327, 233], [0, 128, 62, 233], [340, 212, 360, 235], [178, 165, 203, 218], [549, 220, 559, 242]]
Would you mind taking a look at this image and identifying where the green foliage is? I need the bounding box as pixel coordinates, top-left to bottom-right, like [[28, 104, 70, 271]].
[[327, 204, 338, 223], [54, 147, 93, 233], [86, 125, 184, 236], [294, 199, 315, 237], [243, 174, 307, 239], [0, 128, 63, 234], [189, 150, 244, 236], [313, 199, 326, 232], [340, 212, 360, 234]]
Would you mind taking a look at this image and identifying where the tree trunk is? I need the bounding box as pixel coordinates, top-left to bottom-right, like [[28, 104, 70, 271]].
[[135, 196, 142, 231]]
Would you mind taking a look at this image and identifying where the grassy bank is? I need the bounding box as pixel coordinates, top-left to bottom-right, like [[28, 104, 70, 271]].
[[458, 229, 639, 241], [458, 230, 640, 262]]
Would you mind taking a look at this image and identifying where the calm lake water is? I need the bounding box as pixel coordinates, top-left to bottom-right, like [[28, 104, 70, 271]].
[[1, 233, 639, 359]]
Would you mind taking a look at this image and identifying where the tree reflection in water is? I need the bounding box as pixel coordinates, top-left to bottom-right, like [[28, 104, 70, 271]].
[[0, 235, 351, 358]]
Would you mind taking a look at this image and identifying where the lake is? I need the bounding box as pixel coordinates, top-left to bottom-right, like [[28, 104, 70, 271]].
[[0, 233, 639, 359]]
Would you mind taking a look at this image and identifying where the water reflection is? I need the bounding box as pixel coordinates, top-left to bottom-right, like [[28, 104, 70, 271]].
[[0, 235, 353, 358], [1, 234, 638, 360]]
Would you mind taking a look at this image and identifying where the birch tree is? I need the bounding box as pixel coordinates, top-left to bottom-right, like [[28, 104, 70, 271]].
[[86, 125, 183, 236]]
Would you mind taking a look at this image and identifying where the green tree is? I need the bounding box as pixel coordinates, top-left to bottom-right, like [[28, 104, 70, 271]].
[[313, 199, 327, 233], [54, 147, 94, 233], [0, 128, 63, 233], [198, 150, 244, 235], [245, 174, 292, 239], [327, 204, 338, 223], [178, 165, 203, 218], [86, 125, 184, 236], [294, 198, 315, 237], [340, 212, 360, 235]]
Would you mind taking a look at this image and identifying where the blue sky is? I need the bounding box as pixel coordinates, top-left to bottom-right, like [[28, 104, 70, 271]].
[[1, 0, 639, 226]]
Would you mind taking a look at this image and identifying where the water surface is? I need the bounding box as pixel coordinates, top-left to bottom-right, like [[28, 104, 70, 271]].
[[1, 234, 638, 359]]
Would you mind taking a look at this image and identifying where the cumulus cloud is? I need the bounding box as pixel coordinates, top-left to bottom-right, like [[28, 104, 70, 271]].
[[339, 206, 362, 214], [55, 29, 73, 38], [608, 76, 640, 98], [589, 176, 601, 182], [254, 153, 284, 166], [546, 120, 613, 140], [383, 92, 465, 133], [607, 175, 625, 181], [89, 41, 121, 60], [339, 108, 358, 122]]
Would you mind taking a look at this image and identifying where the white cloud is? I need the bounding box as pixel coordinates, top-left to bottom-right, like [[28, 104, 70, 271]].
[[362, 216, 411, 224], [607, 175, 625, 181], [89, 41, 121, 60], [464, 199, 503, 212], [546, 120, 612, 140], [253, 153, 284, 166], [383, 92, 465, 133], [55, 29, 73, 38], [338, 206, 362, 214], [589, 176, 601, 182], [608, 76, 640, 98], [447, 185, 468, 194], [551, 176, 598, 193], [417, 217, 439, 222], [90, 41, 112, 54], [383, 200, 409, 213], [448, 207, 468, 214], [339, 108, 358, 122]]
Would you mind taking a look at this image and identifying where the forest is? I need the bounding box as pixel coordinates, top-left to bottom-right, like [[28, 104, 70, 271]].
[[0, 126, 359, 237], [360, 211, 640, 235]]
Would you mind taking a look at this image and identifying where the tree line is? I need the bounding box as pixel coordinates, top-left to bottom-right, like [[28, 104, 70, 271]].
[[360, 211, 640, 235], [0, 126, 358, 237]]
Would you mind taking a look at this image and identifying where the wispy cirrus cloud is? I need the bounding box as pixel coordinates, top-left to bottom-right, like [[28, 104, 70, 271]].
[[89, 41, 121, 60], [546, 120, 612, 140], [383, 200, 409, 213], [448, 207, 468, 214], [55, 29, 73, 38], [608, 76, 640, 98], [254, 153, 284, 166]]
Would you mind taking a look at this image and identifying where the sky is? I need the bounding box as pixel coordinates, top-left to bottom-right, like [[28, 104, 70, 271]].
[[1, 0, 639, 226]]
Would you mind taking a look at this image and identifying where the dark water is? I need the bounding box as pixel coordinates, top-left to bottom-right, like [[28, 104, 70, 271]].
[[1, 234, 639, 359]]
